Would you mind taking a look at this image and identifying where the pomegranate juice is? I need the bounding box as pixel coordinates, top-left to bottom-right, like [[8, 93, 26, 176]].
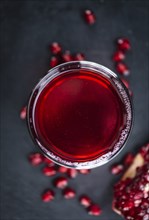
[[28, 61, 132, 168], [34, 69, 126, 162]]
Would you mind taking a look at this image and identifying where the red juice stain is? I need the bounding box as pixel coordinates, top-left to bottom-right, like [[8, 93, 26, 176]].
[[35, 70, 126, 162]]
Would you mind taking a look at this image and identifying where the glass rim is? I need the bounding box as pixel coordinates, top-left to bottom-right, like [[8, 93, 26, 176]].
[[27, 61, 133, 169]]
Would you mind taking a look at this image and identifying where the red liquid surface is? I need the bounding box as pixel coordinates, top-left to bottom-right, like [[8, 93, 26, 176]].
[[35, 70, 126, 162]]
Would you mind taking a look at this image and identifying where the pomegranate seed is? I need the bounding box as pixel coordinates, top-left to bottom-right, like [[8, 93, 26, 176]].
[[79, 195, 92, 207], [62, 187, 76, 199], [84, 10, 96, 25], [116, 62, 130, 76], [42, 166, 56, 177], [123, 153, 134, 166], [50, 42, 62, 54], [50, 56, 59, 68], [123, 200, 134, 211], [121, 78, 129, 89], [139, 144, 149, 158], [134, 191, 143, 200], [112, 51, 125, 62], [61, 50, 73, 62], [79, 169, 90, 174], [54, 177, 68, 189], [67, 168, 78, 178], [41, 189, 55, 202], [74, 53, 85, 61], [28, 153, 43, 166], [117, 38, 131, 51], [111, 164, 124, 175], [43, 157, 55, 166], [128, 89, 133, 97], [57, 166, 68, 173], [143, 214, 149, 220], [87, 204, 102, 216], [20, 106, 27, 120]]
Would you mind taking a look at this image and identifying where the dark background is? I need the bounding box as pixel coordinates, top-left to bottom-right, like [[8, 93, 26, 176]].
[[0, 0, 149, 220]]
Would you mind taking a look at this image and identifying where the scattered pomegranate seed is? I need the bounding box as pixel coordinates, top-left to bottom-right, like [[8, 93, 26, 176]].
[[111, 164, 124, 175], [20, 106, 27, 120], [84, 10, 96, 25], [112, 51, 125, 62], [43, 157, 55, 166], [139, 143, 149, 159], [28, 153, 43, 166], [121, 78, 129, 89], [62, 187, 76, 199], [74, 53, 85, 61], [87, 204, 102, 216], [123, 153, 134, 166], [79, 169, 91, 174], [116, 62, 130, 76], [128, 89, 133, 97], [61, 50, 73, 62], [50, 42, 62, 54], [42, 166, 56, 177], [67, 168, 78, 178], [41, 189, 55, 202], [117, 38, 131, 51], [50, 56, 59, 68], [79, 195, 92, 207], [57, 166, 68, 173], [54, 177, 68, 189]]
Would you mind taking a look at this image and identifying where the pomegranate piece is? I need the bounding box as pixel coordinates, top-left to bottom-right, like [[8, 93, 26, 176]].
[[50, 56, 59, 68], [61, 50, 73, 63], [87, 204, 102, 216], [74, 53, 85, 61], [121, 78, 129, 89], [67, 168, 78, 178], [116, 62, 130, 76], [117, 38, 131, 51], [113, 146, 149, 220], [54, 177, 68, 189], [113, 163, 149, 219], [62, 187, 76, 199], [111, 164, 124, 175], [42, 166, 56, 177], [41, 189, 55, 202], [50, 42, 62, 54], [20, 106, 27, 120], [28, 153, 43, 166], [84, 10, 96, 25], [123, 153, 134, 166], [57, 166, 68, 173], [79, 195, 92, 207], [112, 51, 125, 62], [79, 169, 91, 174]]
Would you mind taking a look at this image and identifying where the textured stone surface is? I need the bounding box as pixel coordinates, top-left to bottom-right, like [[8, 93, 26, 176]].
[[0, 0, 148, 219]]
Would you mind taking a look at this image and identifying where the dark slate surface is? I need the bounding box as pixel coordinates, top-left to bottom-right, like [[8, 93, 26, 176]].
[[0, 1, 149, 220]]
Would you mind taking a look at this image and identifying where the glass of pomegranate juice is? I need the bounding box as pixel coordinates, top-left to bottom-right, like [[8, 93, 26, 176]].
[[27, 61, 133, 169]]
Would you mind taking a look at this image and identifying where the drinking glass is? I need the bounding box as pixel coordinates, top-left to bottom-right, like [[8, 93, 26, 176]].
[[27, 61, 133, 169]]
